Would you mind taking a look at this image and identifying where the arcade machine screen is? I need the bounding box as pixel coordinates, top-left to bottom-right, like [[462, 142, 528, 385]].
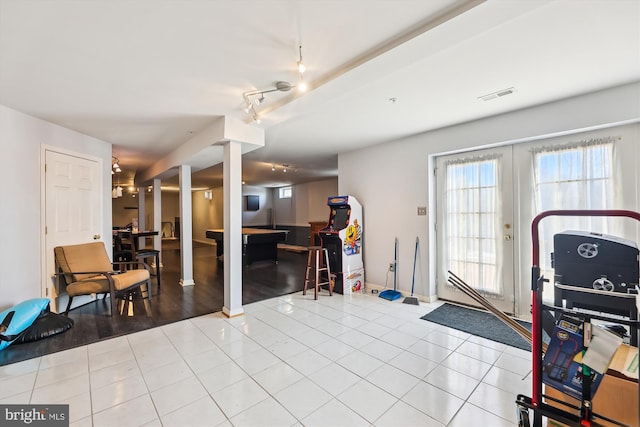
[[322, 205, 348, 288], [331, 206, 350, 231]]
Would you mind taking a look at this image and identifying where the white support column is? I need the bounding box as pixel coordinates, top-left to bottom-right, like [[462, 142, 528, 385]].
[[153, 178, 162, 266], [222, 140, 244, 318], [179, 165, 195, 287]]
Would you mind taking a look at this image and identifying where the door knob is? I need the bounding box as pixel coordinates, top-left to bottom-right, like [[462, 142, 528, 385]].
[[504, 234, 512, 241], [93, 234, 101, 240]]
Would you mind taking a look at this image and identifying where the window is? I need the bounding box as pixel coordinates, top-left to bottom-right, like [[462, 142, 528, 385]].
[[533, 138, 614, 214], [437, 132, 635, 317], [278, 186, 292, 199], [532, 137, 615, 300], [444, 154, 503, 297]]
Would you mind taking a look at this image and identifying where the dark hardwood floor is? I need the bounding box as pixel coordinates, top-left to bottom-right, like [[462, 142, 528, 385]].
[[0, 241, 308, 366]]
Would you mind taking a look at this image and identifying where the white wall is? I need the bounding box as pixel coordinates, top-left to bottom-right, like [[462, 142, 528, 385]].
[[339, 82, 640, 302], [189, 180, 334, 239], [191, 188, 221, 243], [189, 185, 273, 244], [242, 186, 272, 226], [113, 193, 140, 227], [125, 184, 275, 246], [272, 178, 338, 226], [0, 105, 112, 310], [160, 191, 181, 232], [306, 178, 339, 223]]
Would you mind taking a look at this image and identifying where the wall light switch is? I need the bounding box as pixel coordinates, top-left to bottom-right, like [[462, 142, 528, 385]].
[[417, 206, 427, 216]]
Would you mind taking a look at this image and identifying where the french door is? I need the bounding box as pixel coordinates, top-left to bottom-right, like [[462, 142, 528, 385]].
[[435, 129, 637, 318], [436, 146, 516, 314]]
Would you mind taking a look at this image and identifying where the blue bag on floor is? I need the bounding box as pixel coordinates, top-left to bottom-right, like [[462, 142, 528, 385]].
[[0, 298, 51, 351]]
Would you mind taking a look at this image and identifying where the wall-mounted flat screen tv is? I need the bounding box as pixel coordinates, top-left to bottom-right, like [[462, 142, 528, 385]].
[[245, 195, 259, 211]]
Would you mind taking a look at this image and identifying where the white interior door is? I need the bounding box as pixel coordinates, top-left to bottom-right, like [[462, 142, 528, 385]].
[[436, 145, 516, 314], [44, 149, 103, 312]]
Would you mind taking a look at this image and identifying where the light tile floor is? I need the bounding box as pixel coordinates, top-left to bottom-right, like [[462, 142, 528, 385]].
[[0, 291, 533, 426]]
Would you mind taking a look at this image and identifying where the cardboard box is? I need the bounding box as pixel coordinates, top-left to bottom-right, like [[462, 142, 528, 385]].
[[546, 344, 638, 427]]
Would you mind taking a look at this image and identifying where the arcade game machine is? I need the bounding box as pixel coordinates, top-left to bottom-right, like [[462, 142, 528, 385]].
[[319, 195, 364, 294]]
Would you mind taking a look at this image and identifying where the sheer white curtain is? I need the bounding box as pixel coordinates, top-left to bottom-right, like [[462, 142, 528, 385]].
[[531, 137, 616, 300], [444, 154, 503, 298]]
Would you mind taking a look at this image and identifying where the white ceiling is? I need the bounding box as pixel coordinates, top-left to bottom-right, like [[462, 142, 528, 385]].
[[1, 0, 639, 189]]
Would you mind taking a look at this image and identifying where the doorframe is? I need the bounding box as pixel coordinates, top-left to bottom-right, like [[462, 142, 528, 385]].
[[432, 145, 517, 315], [40, 145, 105, 308], [427, 122, 639, 318]]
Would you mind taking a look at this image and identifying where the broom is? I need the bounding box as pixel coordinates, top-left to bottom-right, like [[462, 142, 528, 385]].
[[403, 237, 420, 305], [379, 237, 402, 301]]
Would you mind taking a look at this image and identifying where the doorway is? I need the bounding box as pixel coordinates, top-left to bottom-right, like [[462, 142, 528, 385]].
[[435, 128, 639, 318], [43, 148, 103, 312], [436, 146, 516, 314]]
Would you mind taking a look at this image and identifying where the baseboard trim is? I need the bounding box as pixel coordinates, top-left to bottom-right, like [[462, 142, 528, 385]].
[[364, 282, 438, 303]]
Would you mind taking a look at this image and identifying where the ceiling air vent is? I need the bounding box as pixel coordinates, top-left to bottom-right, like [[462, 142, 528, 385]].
[[478, 87, 516, 101]]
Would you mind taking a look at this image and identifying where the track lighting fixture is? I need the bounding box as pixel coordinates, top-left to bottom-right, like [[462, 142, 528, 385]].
[[241, 45, 309, 121], [112, 156, 122, 172], [243, 81, 292, 123], [112, 184, 123, 198], [297, 45, 307, 92], [112, 156, 124, 198], [271, 164, 294, 173]]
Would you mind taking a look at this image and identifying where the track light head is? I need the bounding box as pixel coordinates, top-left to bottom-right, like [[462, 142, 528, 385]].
[[253, 94, 265, 105]]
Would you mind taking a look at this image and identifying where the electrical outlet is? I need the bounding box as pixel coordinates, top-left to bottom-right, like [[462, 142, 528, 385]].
[[389, 262, 395, 272], [417, 206, 427, 216]]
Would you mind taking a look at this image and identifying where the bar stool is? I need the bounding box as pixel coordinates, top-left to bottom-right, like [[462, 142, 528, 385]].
[[304, 246, 334, 300]]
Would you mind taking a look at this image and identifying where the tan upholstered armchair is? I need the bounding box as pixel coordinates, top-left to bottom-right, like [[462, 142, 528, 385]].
[[54, 242, 152, 316]]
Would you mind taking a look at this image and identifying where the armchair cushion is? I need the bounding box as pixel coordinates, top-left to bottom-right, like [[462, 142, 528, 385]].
[[66, 281, 107, 297]]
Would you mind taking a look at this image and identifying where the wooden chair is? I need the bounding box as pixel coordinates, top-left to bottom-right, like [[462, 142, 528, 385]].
[[54, 242, 152, 316], [112, 234, 133, 266], [135, 249, 161, 289], [117, 230, 161, 289]]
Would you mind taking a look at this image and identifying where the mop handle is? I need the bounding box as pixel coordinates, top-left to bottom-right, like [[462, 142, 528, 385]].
[[411, 237, 418, 295], [393, 237, 398, 291]]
